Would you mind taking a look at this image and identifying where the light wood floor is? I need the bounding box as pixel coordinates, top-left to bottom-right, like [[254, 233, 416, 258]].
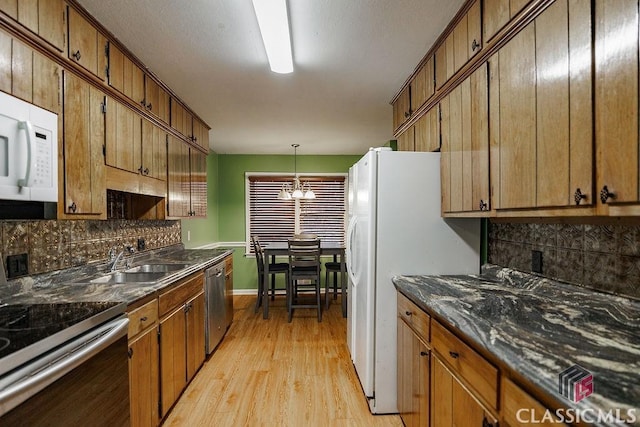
[[163, 295, 403, 426]]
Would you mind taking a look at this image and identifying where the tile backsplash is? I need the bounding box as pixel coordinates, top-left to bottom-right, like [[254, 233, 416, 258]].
[[1, 220, 181, 276], [488, 221, 640, 299]]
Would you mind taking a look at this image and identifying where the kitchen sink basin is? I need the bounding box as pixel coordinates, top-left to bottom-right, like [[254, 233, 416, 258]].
[[81, 271, 168, 285], [125, 263, 189, 274]]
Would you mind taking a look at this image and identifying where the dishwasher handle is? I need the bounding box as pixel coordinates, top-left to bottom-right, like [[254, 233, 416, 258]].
[[0, 316, 129, 416]]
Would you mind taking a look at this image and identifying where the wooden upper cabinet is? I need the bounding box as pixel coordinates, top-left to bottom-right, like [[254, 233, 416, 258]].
[[67, 6, 106, 80], [144, 76, 170, 123], [453, 13, 469, 72], [595, 0, 639, 210], [167, 135, 191, 218], [0, 31, 61, 113], [192, 118, 210, 151], [141, 119, 167, 181], [414, 108, 440, 153], [411, 56, 434, 113], [107, 42, 144, 105], [467, 0, 482, 59], [484, 0, 533, 43], [62, 71, 105, 217], [105, 98, 141, 174], [492, 0, 592, 211], [171, 98, 194, 139], [190, 149, 207, 217], [397, 126, 415, 152], [435, 42, 447, 89], [393, 86, 411, 131], [0, 0, 66, 51]]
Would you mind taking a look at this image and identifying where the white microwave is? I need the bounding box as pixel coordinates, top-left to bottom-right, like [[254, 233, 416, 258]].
[[0, 91, 58, 202]]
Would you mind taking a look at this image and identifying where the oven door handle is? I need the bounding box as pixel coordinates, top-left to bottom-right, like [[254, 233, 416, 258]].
[[0, 316, 129, 416]]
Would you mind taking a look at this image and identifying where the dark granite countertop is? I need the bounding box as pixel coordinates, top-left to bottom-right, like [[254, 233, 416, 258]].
[[0, 244, 233, 306], [393, 265, 640, 427]]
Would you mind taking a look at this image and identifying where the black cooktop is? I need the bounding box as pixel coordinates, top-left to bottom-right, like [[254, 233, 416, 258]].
[[0, 301, 125, 376]]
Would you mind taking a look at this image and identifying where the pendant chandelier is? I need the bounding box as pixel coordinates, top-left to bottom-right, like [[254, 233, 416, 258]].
[[277, 144, 316, 200]]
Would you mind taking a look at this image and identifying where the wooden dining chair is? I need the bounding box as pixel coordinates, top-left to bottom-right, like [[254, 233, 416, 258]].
[[324, 254, 346, 309], [287, 237, 322, 322], [251, 236, 289, 313]]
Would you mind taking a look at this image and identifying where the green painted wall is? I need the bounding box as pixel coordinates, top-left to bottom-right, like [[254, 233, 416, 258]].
[[181, 151, 220, 248], [218, 153, 361, 291]]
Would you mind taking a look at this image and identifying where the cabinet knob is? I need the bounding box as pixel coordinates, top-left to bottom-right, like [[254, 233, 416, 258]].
[[140, 99, 146, 106], [405, 311, 412, 317], [144, 168, 149, 175], [72, 50, 81, 61], [600, 185, 615, 203], [471, 39, 480, 52], [146, 102, 152, 110], [140, 316, 148, 322], [127, 348, 133, 359], [449, 351, 459, 359], [68, 201, 77, 213], [482, 416, 495, 427], [404, 111, 410, 118], [479, 200, 488, 211], [574, 188, 587, 205], [420, 351, 428, 357], [138, 166, 144, 174]]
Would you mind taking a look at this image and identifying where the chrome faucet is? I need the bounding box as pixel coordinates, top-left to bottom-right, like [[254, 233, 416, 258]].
[[108, 246, 135, 272]]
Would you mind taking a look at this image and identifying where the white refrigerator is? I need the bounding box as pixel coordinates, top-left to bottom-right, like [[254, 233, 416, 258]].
[[346, 148, 480, 414]]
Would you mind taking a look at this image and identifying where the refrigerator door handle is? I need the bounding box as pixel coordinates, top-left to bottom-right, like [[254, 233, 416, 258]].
[[346, 215, 358, 285]]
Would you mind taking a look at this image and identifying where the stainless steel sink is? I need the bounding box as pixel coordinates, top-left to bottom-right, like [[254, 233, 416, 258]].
[[125, 263, 189, 274], [81, 271, 168, 285]]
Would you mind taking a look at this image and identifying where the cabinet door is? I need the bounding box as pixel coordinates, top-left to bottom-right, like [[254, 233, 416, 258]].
[[62, 72, 105, 216], [497, 25, 536, 209], [411, 64, 427, 112], [595, 0, 639, 207], [189, 149, 208, 217], [483, 0, 509, 42], [192, 118, 209, 151], [33, 51, 61, 114], [440, 97, 451, 213], [467, 0, 482, 59], [453, 12, 468, 73], [397, 126, 415, 152], [448, 84, 463, 212], [398, 317, 430, 427], [432, 354, 497, 427], [167, 136, 191, 217], [393, 86, 411, 131], [160, 305, 187, 417], [12, 39, 32, 102], [129, 327, 159, 427], [68, 7, 100, 77], [144, 76, 170, 123], [470, 64, 489, 211], [185, 291, 205, 382], [105, 99, 141, 174], [2, 0, 65, 50], [141, 119, 167, 181], [435, 42, 448, 89]]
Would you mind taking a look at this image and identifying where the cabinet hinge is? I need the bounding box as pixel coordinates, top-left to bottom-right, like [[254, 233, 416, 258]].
[[158, 400, 162, 418], [105, 65, 109, 79], [102, 144, 106, 158], [101, 96, 107, 114], [105, 42, 109, 56]]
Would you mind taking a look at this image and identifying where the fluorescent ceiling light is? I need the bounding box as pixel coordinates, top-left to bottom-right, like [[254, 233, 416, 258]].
[[252, 0, 293, 74]]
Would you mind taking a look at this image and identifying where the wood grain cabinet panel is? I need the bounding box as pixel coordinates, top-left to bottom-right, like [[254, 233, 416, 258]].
[[397, 126, 415, 152], [107, 42, 144, 105], [431, 354, 498, 427], [160, 304, 187, 417], [141, 119, 167, 181], [68, 6, 106, 80], [189, 150, 208, 217], [144, 76, 170, 123], [167, 136, 191, 218], [441, 64, 491, 215], [105, 99, 141, 174], [483, 0, 510, 42], [129, 328, 160, 427], [595, 0, 640, 209], [62, 71, 105, 217], [397, 316, 429, 427], [502, 377, 565, 426], [393, 86, 411, 132], [0, 0, 65, 50], [185, 291, 205, 382]]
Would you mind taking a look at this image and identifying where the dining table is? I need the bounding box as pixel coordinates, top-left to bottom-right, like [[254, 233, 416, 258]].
[[260, 240, 347, 319]]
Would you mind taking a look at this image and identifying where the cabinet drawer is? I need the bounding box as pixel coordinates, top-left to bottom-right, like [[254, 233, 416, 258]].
[[397, 292, 430, 343], [159, 272, 204, 317], [503, 377, 565, 426], [127, 299, 158, 338], [432, 320, 498, 409], [224, 255, 233, 273]]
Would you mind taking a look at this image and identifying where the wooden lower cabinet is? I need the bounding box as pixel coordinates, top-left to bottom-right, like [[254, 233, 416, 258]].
[[432, 354, 498, 427], [127, 298, 160, 427], [129, 327, 160, 427], [159, 272, 205, 417], [502, 377, 565, 426], [397, 316, 430, 427]]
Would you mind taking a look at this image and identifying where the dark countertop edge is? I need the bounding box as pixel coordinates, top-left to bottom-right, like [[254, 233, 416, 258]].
[[1, 246, 234, 307], [393, 280, 598, 421]]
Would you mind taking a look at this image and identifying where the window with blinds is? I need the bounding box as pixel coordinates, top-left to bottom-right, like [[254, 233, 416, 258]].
[[246, 174, 347, 253]]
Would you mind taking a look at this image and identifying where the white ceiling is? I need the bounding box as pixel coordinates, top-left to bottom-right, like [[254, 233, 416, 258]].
[[75, 0, 465, 155]]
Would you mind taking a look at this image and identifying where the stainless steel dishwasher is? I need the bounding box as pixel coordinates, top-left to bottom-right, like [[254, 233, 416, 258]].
[[205, 262, 230, 354]]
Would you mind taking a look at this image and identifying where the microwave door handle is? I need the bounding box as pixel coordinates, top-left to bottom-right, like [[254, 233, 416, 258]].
[[17, 120, 36, 188]]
